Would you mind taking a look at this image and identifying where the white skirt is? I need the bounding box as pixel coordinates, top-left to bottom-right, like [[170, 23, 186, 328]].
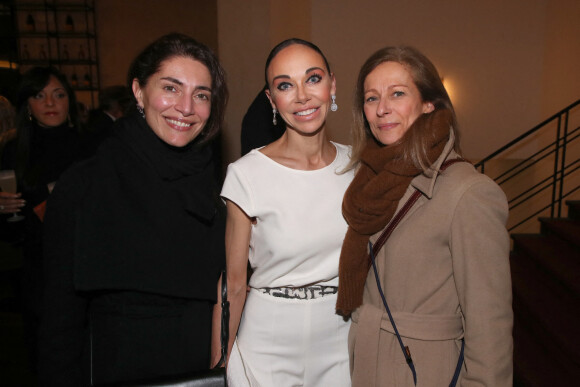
[[227, 288, 351, 387]]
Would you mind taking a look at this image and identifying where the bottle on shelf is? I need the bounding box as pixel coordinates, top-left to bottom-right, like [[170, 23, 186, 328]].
[[83, 68, 91, 88], [78, 44, 86, 60], [22, 44, 30, 60], [65, 15, 74, 32], [39, 44, 47, 60], [70, 70, 79, 88], [62, 44, 70, 61], [25, 14, 35, 32]]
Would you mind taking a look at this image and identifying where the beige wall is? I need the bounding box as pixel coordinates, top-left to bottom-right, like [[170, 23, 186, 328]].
[[217, 0, 313, 165], [313, 0, 548, 159], [542, 0, 580, 117], [91, 1, 579, 167], [218, 0, 579, 166], [217, 0, 270, 164], [95, 0, 218, 88]]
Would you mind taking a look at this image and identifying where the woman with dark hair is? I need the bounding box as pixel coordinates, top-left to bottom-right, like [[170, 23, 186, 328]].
[[0, 66, 80, 372], [1, 66, 80, 215], [38, 33, 228, 385], [215, 38, 353, 386], [337, 46, 512, 386]]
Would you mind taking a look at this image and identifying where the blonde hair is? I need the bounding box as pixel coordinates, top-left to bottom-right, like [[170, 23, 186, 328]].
[[346, 46, 460, 171]]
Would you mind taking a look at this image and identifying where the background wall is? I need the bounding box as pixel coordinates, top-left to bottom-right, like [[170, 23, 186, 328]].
[[92, 0, 579, 167], [312, 0, 547, 159], [542, 0, 580, 117], [96, 0, 218, 88], [218, 0, 579, 165]]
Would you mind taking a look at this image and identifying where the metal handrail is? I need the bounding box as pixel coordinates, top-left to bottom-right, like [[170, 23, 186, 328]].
[[474, 99, 580, 232]]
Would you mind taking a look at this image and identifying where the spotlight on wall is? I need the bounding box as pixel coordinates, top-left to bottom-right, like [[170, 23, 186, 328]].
[[441, 76, 455, 104]]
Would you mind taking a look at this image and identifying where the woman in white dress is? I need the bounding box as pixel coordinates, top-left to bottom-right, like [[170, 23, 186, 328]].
[[213, 38, 353, 386]]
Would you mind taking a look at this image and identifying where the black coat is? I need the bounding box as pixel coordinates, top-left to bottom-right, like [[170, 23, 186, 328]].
[[38, 115, 225, 385]]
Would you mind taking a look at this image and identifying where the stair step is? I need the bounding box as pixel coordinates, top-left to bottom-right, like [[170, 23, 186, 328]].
[[513, 305, 578, 385], [567, 200, 580, 221], [539, 217, 580, 248], [510, 252, 580, 362], [511, 233, 580, 295]]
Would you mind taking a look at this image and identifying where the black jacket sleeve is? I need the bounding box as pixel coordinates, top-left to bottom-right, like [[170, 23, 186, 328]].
[[38, 165, 90, 386]]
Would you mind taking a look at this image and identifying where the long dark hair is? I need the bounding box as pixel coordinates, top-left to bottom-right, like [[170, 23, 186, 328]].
[[127, 33, 228, 145], [14, 66, 79, 188]]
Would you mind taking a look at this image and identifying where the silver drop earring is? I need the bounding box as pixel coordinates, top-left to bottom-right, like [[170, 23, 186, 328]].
[[272, 108, 277, 125], [330, 95, 338, 112], [137, 105, 145, 118]]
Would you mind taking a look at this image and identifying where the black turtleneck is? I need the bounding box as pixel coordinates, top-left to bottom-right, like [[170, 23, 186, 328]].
[[46, 112, 225, 299]]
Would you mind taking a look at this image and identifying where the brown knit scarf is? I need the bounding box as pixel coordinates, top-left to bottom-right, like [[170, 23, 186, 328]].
[[336, 109, 453, 316]]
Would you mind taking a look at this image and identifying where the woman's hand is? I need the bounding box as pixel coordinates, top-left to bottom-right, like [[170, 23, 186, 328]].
[[210, 200, 252, 367], [0, 192, 25, 214]]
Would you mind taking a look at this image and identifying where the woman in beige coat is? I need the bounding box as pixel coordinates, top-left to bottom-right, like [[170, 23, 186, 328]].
[[336, 46, 513, 386]]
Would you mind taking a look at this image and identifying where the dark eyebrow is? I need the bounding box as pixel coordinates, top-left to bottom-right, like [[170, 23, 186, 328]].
[[306, 66, 325, 74], [272, 74, 291, 83], [161, 76, 183, 85], [160, 77, 212, 92], [271, 66, 326, 83]]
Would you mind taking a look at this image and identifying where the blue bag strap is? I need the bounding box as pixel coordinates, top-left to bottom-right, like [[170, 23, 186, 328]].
[[449, 339, 465, 387], [369, 241, 418, 385]]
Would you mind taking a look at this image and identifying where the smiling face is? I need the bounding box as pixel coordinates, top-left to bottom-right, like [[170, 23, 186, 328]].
[[363, 61, 433, 146], [265, 44, 335, 135], [132, 56, 212, 147], [28, 75, 70, 128]]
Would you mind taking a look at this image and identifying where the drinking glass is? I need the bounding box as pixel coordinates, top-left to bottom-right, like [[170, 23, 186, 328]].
[[0, 170, 25, 222]]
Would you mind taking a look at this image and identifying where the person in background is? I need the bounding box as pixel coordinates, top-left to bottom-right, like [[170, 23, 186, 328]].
[[76, 101, 89, 127], [215, 38, 353, 386], [337, 46, 512, 386], [39, 33, 227, 386], [240, 85, 285, 156], [81, 85, 132, 157], [0, 66, 81, 374]]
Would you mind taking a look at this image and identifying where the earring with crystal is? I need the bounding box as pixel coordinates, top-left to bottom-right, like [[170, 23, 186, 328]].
[[137, 105, 145, 118], [330, 95, 338, 112], [272, 108, 277, 125]]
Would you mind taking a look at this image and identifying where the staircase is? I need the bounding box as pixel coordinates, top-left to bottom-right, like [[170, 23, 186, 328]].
[[510, 200, 580, 385]]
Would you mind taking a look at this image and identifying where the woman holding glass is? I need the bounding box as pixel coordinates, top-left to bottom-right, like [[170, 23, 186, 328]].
[[337, 46, 512, 386], [39, 33, 227, 385], [0, 67, 81, 372], [0, 67, 80, 219], [215, 38, 353, 386]]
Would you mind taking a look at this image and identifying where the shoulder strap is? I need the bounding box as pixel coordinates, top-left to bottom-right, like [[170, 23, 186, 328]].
[[371, 158, 466, 257]]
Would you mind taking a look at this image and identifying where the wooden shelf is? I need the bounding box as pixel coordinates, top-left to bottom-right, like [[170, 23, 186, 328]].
[[8, 0, 100, 108]]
